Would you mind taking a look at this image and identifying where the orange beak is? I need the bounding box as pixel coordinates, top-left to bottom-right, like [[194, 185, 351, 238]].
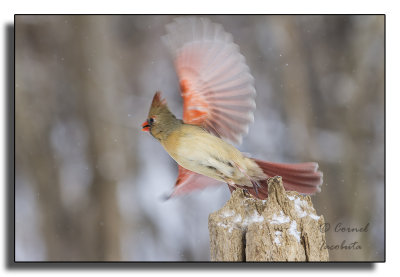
[[142, 120, 150, 132]]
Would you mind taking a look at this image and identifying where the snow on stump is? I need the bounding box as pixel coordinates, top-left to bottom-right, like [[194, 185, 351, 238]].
[[208, 176, 329, 261]]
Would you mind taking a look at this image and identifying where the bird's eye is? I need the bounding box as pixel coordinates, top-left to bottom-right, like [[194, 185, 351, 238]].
[[148, 117, 154, 124]]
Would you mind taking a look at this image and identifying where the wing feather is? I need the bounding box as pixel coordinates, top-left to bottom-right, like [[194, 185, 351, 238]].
[[167, 165, 223, 198], [163, 17, 256, 145]]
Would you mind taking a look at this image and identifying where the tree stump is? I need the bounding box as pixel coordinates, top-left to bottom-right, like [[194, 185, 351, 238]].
[[208, 176, 329, 261]]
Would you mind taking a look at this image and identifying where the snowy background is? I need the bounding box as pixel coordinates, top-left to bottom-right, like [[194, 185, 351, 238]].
[[15, 15, 384, 261]]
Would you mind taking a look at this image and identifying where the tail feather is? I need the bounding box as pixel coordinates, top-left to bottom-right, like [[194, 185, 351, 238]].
[[257, 161, 319, 173], [260, 167, 322, 187], [241, 159, 323, 199]]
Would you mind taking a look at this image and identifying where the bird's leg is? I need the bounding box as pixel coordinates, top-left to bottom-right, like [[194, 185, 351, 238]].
[[251, 180, 259, 197], [227, 180, 238, 189], [227, 181, 252, 197], [233, 162, 261, 197], [227, 180, 240, 194]]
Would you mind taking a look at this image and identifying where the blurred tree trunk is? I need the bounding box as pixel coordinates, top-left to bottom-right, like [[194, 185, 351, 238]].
[[66, 16, 123, 261], [275, 16, 384, 261], [339, 16, 384, 261], [15, 16, 123, 261], [15, 98, 69, 260], [16, 19, 85, 260]]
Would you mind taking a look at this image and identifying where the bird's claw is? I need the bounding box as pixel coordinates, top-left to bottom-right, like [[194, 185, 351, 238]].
[[251, 180, 260, 197]]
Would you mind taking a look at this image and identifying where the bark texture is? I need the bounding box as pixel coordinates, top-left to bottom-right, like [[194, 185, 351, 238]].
[[209, 176, 329, 261]]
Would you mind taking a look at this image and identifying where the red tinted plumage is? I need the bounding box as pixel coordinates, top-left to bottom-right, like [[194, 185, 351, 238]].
[[163, 17, 256, 145], [157, 17, 323, 199], [241, 160, 323, 198], [166, 165, 223, 198]]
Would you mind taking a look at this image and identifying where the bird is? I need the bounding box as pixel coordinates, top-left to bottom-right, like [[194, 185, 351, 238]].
[[141, 17, 322, 199]]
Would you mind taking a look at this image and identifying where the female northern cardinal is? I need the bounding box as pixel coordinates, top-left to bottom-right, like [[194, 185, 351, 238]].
[[142, 17, 322, 199]]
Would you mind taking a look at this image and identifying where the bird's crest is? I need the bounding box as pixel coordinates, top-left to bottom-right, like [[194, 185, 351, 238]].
[[151, 91, 167, 108], [148, 91, 169, 117]]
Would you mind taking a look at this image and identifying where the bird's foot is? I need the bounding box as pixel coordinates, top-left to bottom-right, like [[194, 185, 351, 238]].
[[251, 180, 261, 197]]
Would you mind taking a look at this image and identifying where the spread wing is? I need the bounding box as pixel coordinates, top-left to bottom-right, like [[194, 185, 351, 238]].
[[162, 17, 256, 145], [166, 166, 223, 198]]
